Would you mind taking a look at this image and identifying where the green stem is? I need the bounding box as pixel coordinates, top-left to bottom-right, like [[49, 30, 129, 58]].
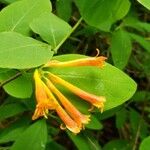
[[0, 69, 30, 87], [54, 17, 83, 53]]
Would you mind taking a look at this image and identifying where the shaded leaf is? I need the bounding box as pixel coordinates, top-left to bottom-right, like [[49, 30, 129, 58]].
[[116, 108, 128, 128], [103, 139, 129, 150], [0, 117, 30, 143], [56, 0, 72, 21], [46, 141, 66, 150], [137, 0, 150, 10], [132, 91, 150, 102], [124, 12, 150, 32], [110, 29, 132, 69], [129, 109, 149, 139], [86, 115, 103, 130], [67, 132, 101, 150], [0, 103, 27, 121], [74, 0, 130, 31], [0, 0, 19, 4], [11, 119, 47, 150], [129, 33, 150, 53]]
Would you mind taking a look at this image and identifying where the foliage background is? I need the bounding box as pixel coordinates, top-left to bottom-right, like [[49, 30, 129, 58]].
[[0, 0, 150, 150]]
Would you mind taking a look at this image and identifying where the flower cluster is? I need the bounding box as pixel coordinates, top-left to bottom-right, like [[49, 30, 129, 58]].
[[32, 56, 107, 134]]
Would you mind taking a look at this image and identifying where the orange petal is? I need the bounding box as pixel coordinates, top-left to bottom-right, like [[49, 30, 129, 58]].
[[44, 56, 107, 68], [56, 105, 81, 134], [47, 72, 106, 111], [32, 70, 57, 120], [45, 78, 90, 126]]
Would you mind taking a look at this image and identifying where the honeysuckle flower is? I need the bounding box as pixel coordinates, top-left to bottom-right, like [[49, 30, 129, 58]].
[[44, 77, 90, 127], [56, 105, 81, 134], [46, 72, 106, 112], [43, 56, 107, 68], [32, 70, 57, 120], [33, 55, 107, 133], [32, 70, 81, 133]]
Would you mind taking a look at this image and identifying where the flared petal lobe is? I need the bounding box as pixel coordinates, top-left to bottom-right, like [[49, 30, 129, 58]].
[[56, 106, 81, 134]]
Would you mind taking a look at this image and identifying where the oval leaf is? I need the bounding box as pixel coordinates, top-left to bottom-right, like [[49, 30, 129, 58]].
[[0, 70, 32, 98], [30, 12, 72, 49], [49, 54, 137, 111], [0, 32, 53, 69], [110, 29, 132, 69], [11, 119, 47, 150], [0, 0, 52, 35], [140, 136, 150, 150], [137, 0, 150, 10], [74, 0, 130, 31]]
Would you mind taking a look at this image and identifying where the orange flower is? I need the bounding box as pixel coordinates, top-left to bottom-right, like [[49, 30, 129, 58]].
[[32, 70, 81, 134], [44, 56, 107, 68], [45, 78, 90, 127], [38, 80, 81, 134], [46, 72, 106, 112], [33, 54, 107, 133], [32, 70, 56, 120], [56, 105, 81, 134]]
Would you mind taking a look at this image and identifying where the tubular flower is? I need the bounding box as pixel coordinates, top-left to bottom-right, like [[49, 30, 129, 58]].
[[32, 70, 57, 120], [32, 55, 107, 134], [36, 79, 81, 134], [43, 56, 107, 68], [32, 70, 81, 134], [47, 72, 106, 112], [45, 78, 90, 127], [56, 105, 81, 134]]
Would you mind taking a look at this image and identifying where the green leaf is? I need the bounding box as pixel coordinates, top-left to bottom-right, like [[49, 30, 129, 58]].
[[129, 109, 149, 138], [129, 33, 150, 53], [74, 0, 130, 31], [124, 12, 150, 32], [0, 117, 30, 143], [67, 132, 101, 150], [110, 29, 132, 69], [140, 136, 150, 150], [0, 0, 19, 4], [46, 142, 66, 150], [49, 54, 137, 111], [132, 91, 150, 102], [0, 32, 53, 69], [56, 0, 72, 21], [86, 115, 103, 130], [137, 0, 150, 10], [0, 103, 27, 121], [0, 0, 52, 35], [30, 12, 72, 49], [116, 108, 127, 128], [0, 68, 9, 74], [0, 70, 32, 98], [103, 140, 129, 150], [97, 106, 122, 120], [11, 119, 47, 150]]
